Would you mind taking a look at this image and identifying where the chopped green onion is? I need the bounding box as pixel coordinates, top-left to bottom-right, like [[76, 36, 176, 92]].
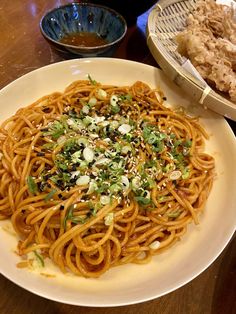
[[142, 190, 151, 199], [67, 118, 85, 131], [144, 160, 157, 168], [82, 105, 90, 114], [34, 251, 45, 267], [87, 74, 97, 85], [167, 211, 181, 218], [111, 104, 120, 114], [147, 134, 158, 144], [63, 206, 73, 230], [135, 196, 151, 205], [42, 142, 55, 150], [68, 109, 78, 118], [94, 157, 110, 166], [57, 135, 67, 145], [55, 159, 68, 171], [163, 163, 173, 173], [159, 133, 167, 140], [91, 207, 97, 216], [88, 97, 97, 106], [97, 89, 107, 100], [110, 95, 119, 107], [43, 120, 66, 139], [87, 202, 97, 216], [104, 212, 114, 225], [110, 120, 119, 129], [174, 139, 182, 147], [125, 94, 132, 101], [184, 139, 192, 148], [109, 183, 122, 194], [63, 205, 86, 230], [182, 168, 190, 179], [71, 171, 80, 179], [113, 142, 122, 153], [27, 176, 38, 195], [70, 216, 87, 224], [158, 196, 166, 202], [119, 94, 132, 102], [44, 189, 57, 201], [87, 180, 98, 194], [71, 151, 81, 164], [88, 201, 94, 210], [121, 145, 132, 155], [100, 195, 111, 205], [77, 137, 89, 147], [76, 175, 90, 186], [146, 177, 156, 188], [83, 147, 94, 163], [169, 170, 182, 180], [83, 116, 94, 126], [88, 123, 99, 133], [121, 175, 130, 191], [96, 182, 110, 194], [79, 160, 88, 170], [183, 147, 189, 156], [118, 124, 131, 134], [124, 133, 133, 142], [131, 177, 141, 190], [63, 138, 77, 151]]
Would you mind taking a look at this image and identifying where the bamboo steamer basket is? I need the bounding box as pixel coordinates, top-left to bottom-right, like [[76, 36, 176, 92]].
[[147, 0, 236, 121]]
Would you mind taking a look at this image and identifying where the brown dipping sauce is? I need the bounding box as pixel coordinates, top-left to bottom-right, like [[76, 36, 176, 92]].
[[60, 32, 108, 47]]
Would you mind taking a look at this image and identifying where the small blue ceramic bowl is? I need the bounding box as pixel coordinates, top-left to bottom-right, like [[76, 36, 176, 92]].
[[40, 3, 127, 57]]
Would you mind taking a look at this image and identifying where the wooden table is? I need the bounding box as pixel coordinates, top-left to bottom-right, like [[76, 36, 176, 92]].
[[0, 1, 235, 313]]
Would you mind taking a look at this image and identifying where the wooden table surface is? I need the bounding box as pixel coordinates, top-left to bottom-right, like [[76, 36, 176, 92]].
[[0, 1, 235, 313]]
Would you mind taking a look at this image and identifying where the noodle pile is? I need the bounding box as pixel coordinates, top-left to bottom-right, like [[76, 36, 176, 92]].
[[0, 79, 215, 277]]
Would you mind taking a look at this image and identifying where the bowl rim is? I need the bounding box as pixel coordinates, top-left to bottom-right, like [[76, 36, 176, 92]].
[[39, 2, 127, 51]]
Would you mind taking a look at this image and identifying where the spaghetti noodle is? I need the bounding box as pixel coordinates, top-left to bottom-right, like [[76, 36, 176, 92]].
[[0, 79, 215, 277]]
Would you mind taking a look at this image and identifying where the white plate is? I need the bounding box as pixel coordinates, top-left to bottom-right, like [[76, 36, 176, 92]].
[[0, 58, 235, 307]]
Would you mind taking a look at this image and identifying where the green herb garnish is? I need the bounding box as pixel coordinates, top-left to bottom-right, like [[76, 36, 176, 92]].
[[183, 139, 192, 148], [182, 167, 190, 179], [88, 74, 97, 85], [27, 176, 38, 195], [173, 139, 182, 147], [43, 120, 66, 139], [135, 196, 151, 205], [167, 211, 181, 218], [34, 251, 45, 267], [42, 142, 55, 150], [63, 205, 86, 230], [119, 94, 132, 102], [44, 189, 57, 202], [111, 104, 120, 114]]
